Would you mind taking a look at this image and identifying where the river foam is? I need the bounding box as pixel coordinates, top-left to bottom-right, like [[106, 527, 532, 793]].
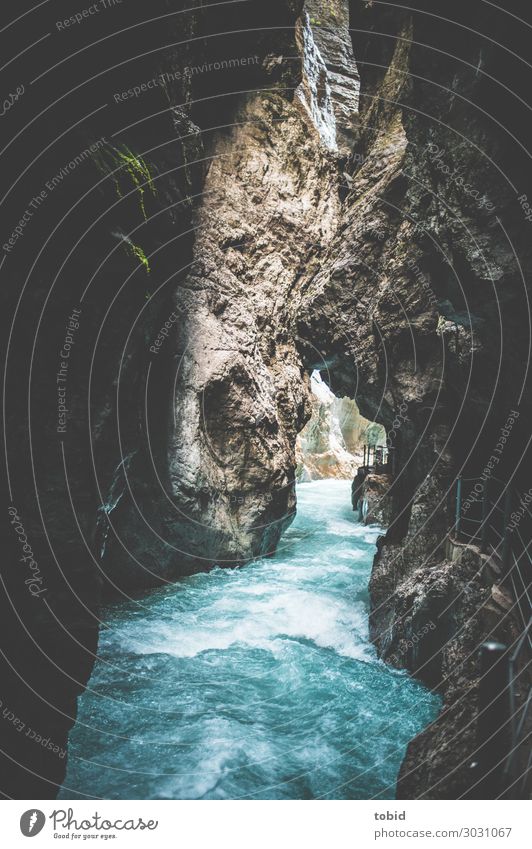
[[59, 480, 440, 800]]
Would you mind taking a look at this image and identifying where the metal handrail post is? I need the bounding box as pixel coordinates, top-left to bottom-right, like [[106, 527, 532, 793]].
[[455, 476, 462, 539], [481, 479, 490, 553], [502, 487, 513, 577]]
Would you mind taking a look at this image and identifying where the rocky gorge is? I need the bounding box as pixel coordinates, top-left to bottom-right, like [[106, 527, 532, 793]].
[[295, 370, 385, 481], [1, 0, 531, 800]]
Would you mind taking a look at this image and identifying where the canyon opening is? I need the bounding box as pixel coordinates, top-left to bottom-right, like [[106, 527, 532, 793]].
[[60, 373, 440, 800]]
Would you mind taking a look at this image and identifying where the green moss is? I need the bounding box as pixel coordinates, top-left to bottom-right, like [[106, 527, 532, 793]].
[[124, 239, 150, 274], [92, 143, 156, 220], [318, 1, 338, 20]]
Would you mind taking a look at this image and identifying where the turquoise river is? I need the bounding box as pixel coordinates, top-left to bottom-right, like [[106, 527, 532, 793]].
[[59, 479, 440, 800]]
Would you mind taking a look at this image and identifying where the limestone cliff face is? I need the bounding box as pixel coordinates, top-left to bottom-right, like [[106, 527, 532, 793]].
[[296, 372, 360, 480], [296, 0, 360, 155], [296, 1, 532, 798], [295, 371, 384, 480], [102, 0, 360, 587]]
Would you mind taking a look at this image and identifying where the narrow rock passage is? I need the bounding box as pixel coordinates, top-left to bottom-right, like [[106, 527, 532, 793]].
[[60, 481, 439, 800]]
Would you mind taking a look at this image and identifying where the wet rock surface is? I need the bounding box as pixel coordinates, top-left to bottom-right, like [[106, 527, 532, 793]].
[[102, 2, 360, 588], [358, 473, 394, 526]]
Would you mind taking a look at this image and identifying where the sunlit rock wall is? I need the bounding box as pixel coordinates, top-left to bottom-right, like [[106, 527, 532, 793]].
[[296, 371, 385, 480]]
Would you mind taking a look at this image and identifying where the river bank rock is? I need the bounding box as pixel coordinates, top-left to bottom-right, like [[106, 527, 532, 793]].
[[359, 473, 394, 526]]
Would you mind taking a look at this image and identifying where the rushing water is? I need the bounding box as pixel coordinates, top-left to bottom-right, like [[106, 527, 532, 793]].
[[60, 480, 440, 800]]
